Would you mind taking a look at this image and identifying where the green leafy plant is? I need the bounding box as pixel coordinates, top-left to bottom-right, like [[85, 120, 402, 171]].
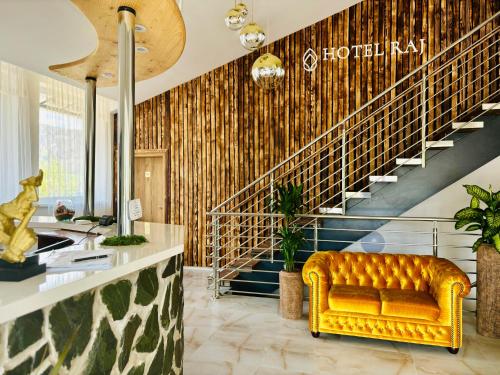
[[101, 235, 148, 246], [271, 183, 305, 272], [272, 183, 304, 222], [454, 185, 500, 253], [277, 225, 305, 272]]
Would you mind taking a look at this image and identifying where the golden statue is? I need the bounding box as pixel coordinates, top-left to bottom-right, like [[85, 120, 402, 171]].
[[0, 170, 43, 263]]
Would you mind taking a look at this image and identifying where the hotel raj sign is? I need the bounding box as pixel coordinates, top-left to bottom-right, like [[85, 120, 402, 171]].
[[303, 39, 426, 72]]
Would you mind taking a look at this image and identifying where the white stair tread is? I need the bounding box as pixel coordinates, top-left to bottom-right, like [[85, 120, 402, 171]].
[[482, 103, 500, 111], [346, 191, 371, 199], [369, 175, 398, 183], [396, 158, 423, 166], [426, 140, 454, 148], [318, 207, 343, 214], [452, 121, 484, 130]]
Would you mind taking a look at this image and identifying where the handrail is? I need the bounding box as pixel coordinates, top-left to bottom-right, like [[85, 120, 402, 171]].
[[211, 10, 500, 213], [207, 211, 455, 222]]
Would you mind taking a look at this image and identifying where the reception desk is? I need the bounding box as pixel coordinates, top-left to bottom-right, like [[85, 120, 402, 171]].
[[0, 221, 184, 375]]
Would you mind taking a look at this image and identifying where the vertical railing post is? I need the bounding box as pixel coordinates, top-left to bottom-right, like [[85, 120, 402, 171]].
[[313, 217, 318, 252], [341, 125, 347, 214], [420, 70, 428, 169], [432, 221, 438, 257], [270, 175, 275, 263], [213, 215, 221, 299]]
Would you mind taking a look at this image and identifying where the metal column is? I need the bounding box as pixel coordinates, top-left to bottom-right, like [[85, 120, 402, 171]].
[[117, 6, 136, 235], [83, 77, 96, 216]]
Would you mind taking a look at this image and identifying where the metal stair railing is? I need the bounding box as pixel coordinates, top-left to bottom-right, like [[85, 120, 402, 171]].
[[210, 213, 479, 313], [207, 12, 500, 298]]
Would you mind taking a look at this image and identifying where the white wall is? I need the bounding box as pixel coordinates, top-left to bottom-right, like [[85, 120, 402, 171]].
[[344, 156, 500, 310]]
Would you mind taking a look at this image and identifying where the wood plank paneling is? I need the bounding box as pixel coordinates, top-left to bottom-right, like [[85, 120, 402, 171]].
[[121, 0, 499, 266]]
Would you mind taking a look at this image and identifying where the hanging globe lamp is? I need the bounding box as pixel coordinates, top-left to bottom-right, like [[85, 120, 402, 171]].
[[251, 53, 285, 90], [224, 7, 246, 31], [239, 22, 266, 51]]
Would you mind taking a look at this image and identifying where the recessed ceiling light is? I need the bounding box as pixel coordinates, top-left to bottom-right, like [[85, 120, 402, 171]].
[[136, 45, 149, 54], [135, 24, 147, 33], [101, 72, 114, 79]]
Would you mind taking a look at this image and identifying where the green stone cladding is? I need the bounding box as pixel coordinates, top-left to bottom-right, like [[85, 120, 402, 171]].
[[0, 254, 184, 375]]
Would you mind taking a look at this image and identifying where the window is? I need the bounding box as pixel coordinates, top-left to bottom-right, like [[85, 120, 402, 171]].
[[0, 61, 115, 215], [38, 81, 85, 204]]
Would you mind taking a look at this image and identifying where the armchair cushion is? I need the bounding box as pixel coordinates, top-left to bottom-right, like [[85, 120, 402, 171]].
[[328, 285, 381, 315], [380, 288, 440, 321]]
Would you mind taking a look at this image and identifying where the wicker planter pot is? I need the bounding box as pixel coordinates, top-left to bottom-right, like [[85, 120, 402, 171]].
[[279, 270, 304, 320], [477, 244, 500, 338]]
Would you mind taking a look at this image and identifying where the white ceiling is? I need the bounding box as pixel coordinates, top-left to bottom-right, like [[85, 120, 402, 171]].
[[0, 0, 360, 104]]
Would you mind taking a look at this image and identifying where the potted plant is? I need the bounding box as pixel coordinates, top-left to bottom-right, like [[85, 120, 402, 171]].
[[454, 184, 499, 338], [272, 183, 306, 320]]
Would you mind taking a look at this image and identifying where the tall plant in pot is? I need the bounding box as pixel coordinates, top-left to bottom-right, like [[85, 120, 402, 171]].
[[454, 184, 499, 338], [272, 183, 306, 320]]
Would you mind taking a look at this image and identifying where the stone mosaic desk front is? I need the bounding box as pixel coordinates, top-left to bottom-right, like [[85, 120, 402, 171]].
[[0, 222, 184, 375]]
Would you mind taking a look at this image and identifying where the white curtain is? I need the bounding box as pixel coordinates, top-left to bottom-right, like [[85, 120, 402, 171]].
[[0, 60, 116, 215], [39, 77, 116, 215], [0, 61, 38, 202], [95, 98, 115, 215]]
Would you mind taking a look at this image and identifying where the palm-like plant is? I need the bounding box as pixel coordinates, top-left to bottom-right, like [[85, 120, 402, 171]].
[[272, 183, 304, 224], [277, 225, 305, 272], [271, 183, 305, 272], [454, 185, 500, 253]]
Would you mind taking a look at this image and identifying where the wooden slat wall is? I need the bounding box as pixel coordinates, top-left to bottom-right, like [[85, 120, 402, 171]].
[[126, 0, 499, 266]]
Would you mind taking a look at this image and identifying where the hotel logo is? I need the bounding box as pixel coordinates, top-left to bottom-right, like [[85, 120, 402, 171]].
[[303, 48, 319, 72], [303, 39, 425, 72]]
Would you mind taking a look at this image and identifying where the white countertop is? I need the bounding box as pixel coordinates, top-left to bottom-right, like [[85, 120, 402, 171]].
[[0, 221, 184, 324]]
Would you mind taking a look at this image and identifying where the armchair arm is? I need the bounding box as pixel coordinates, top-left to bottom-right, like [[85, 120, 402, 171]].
[[428, 258, 471, 344], [302, 252, 331, 332]]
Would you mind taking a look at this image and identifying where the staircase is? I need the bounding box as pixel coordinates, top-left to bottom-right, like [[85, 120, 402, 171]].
[[208, 12, 500, 298]]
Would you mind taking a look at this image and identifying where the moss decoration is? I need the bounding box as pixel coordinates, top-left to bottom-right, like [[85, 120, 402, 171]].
[[101, 235, 147, 247]]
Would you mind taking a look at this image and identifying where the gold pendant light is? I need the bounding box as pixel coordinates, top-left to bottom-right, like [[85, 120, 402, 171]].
[[224, 1, 247, 31], [251, 52, 285, 90]]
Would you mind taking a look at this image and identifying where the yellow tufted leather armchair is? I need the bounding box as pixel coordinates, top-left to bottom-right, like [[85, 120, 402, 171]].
[[303, 252, 471, 353]]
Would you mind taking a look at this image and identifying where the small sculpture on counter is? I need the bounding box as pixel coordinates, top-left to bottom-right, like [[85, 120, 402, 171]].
[[0, 170, 43, 263], [53, 200, 75, 222]]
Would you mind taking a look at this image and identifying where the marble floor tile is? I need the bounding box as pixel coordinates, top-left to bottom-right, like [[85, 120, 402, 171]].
[[183, 269, 499, 375]]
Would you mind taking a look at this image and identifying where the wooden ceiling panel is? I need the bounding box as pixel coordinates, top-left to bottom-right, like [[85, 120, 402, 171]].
[[49, 0, 186, 87]]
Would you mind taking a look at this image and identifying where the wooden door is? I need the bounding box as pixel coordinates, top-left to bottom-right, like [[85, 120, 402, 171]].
[[134, 150, 167, 223]]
